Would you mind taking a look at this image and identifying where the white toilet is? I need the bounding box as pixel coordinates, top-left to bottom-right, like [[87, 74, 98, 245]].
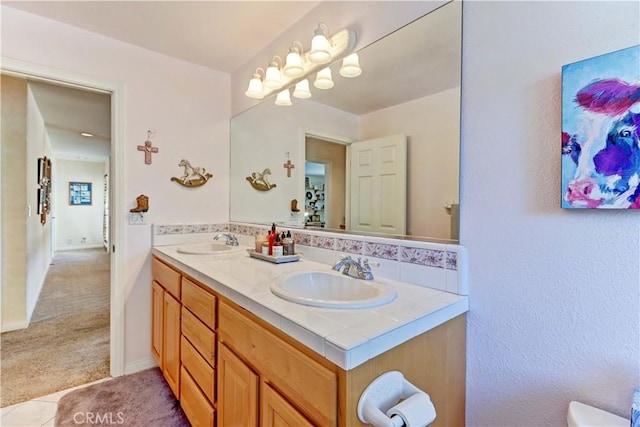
[[567, 401, 629, 427]]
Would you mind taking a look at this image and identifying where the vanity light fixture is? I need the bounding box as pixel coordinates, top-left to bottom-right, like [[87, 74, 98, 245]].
[[283, 42, 305, 78], [314, 67, 334, 90], [339, 53, 362, 78], [275, 89, 292, 106], [80, 132, 94, 137], [264, 56, 283, 90], [309, 22, 331, 64], [245, 68, 265, 99], [244, 23, 358, 103], [292, 79, 312, 99]]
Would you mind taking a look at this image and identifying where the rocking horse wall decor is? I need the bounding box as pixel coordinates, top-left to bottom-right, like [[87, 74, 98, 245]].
[[171, 159, 213, 188], [246, 168, 277, 191]]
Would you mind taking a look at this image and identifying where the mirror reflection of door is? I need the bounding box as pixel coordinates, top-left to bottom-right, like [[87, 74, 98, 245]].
[[305, 136, 346, 230], [305, 133, 407, 234], [348, 134, 407, 235]]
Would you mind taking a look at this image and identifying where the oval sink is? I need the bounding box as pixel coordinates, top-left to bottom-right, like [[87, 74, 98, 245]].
[[176, 242, 244, 255], [271, 271, 397, 309]]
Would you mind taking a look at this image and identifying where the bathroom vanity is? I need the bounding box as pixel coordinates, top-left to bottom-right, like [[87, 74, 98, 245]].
[[151, 244, 467, 427]]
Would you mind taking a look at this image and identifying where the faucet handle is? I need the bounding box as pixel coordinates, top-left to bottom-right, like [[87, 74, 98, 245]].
[[362, 258, 379, 271]]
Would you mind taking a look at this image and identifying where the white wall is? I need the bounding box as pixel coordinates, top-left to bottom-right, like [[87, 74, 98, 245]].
[[55, 160, 105, 250], [462, 1, 640, 425], [25, 86, 54, 321], [1, 6, 230, 369], [360, 87, 460, 239], [1, 75, 28, 332]]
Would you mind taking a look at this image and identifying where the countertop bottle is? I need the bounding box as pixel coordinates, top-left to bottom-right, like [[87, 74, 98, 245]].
[[273, 234, 283, 257], [268, 231, 275, 256], [285, 230, 294, 256], [254, 232, 265, 253]]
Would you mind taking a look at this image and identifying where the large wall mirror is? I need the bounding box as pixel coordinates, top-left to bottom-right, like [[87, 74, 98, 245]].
[[230, 1, 461, 242]]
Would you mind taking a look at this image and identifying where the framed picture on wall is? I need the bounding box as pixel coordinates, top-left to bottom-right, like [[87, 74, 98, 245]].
[[37, 188, 45, 214], [37, 157, 45, 185], [561, 44, 640, 209], [69, 182, 92, 206]]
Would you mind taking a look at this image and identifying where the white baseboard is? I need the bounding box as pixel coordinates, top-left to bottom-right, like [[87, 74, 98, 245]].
[[58, 244, 104, 251], [1, 319, 29, 333], [123, 357, 157, 376]]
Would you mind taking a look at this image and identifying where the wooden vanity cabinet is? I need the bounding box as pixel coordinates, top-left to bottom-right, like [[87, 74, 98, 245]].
[[217, 299, 337, 426], [261, 381, 315, 427], [151, 258, 181, 397], [217, 343, 259, 427], [152, 256, 466, 427], [217, 297, 467, 427], [179, 276, 217, 426]]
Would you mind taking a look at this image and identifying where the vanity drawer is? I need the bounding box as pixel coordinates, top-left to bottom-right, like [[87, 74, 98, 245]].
[[181, 335, 214, 403], [152, 257, 180, 300], [181, 276, 216, 330], [218, 301, 337, 426], [182, 307, 216, 366], [180, 366, 214, 427]]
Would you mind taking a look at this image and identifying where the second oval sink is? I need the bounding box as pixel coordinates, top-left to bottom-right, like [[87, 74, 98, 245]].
[[270, 271, 397, 309], [176, 242, 244, 255]]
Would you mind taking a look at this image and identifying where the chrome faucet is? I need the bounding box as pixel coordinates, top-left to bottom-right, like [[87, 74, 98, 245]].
[[332, 256, 377, 280], [213, 233, 239, 246]]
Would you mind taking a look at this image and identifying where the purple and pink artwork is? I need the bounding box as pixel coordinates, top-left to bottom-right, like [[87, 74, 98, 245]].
[[561, 45, 640, 209]]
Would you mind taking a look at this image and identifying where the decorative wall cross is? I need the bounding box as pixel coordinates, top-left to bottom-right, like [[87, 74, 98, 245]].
[[137, 131, 158, 164], [283, 153, 295, 177]]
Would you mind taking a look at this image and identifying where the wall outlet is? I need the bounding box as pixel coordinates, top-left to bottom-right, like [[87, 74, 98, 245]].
[[129, 212, 146, 225]]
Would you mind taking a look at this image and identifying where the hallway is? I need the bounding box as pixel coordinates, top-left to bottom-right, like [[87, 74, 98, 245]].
[[1, 249, 110, 407]]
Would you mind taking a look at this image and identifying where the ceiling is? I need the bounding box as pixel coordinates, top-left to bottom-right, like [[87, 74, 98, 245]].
[[4, 1, 320, 73], [5, 1, 320, 161]]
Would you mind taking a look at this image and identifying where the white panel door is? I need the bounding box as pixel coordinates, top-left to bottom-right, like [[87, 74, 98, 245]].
[[348, 134, 406, 234]]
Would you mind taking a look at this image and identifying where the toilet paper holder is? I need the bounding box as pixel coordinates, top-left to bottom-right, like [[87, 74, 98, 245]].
[[357, 371, 436, 427]]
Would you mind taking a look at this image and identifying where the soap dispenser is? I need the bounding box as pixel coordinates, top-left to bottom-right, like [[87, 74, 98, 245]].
[[285, 230, 294, 255]]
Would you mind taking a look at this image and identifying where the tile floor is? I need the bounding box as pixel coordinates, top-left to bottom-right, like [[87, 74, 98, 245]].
[[1, 378, 110, 427]]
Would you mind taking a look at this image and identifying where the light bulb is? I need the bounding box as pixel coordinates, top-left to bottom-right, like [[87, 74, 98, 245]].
[[314, 67, 334, 90], [275, 89, 292, 106], [293, 79, 312, 99], [264, 60, 282, 90], [309, 24, 331, 64], [283, 46, 304, 78], [245, 72, 264, 99], [339, 53, 362, 78]]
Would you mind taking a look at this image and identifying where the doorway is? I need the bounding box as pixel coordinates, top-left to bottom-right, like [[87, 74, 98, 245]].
[[1, 58, 125, 380], [305, 135, 347, 230]]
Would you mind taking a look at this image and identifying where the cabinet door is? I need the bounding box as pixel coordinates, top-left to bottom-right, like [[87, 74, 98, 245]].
[[217, 343, 258, 427], [151, 281, 164, 366], [261, 382, 314, 427], [163, 292, 181, 397], [180, 366, 214, 427]]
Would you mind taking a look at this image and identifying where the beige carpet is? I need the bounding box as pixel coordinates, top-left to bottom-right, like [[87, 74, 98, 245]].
[[1, 248, 110, 407], [55, 368, 189, 427]]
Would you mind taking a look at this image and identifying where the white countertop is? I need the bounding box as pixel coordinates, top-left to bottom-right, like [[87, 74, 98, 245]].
[[153, 244, 468, 370]]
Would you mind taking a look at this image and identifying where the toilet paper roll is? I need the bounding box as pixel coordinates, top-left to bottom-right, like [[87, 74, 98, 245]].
[[386, 393, 436, 427]]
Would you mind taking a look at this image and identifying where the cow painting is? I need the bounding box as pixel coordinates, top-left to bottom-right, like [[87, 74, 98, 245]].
[[561, 45, 640, 209]]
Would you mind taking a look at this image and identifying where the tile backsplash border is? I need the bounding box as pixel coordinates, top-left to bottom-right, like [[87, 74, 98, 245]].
[[152, 222, 467, 296]]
